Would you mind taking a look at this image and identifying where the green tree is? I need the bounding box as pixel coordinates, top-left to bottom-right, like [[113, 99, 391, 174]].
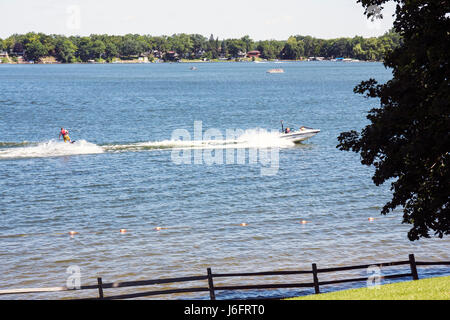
[[120, 37, 140, 57], [104, 41, 119, 61], [91, 39, 106, 59], [226, 38, 245, 57], [152, 36, 169, 53], [256, 41, 273, 59], [256, 40, 284, 60], [362, 37, 382, 60], [240, 35, 254, 52], [38, 33, 56, 56], [55, 38, 77, 63], [220, 40, 228, 58], [282, 36, 303, 60], [337, 0, 450, 240], [3, 37, 14, 53], [299, 35, 314, 57], [169, 33, 194, 58], [24, 39, 48, 62], [190, 34, 207, 57], [205, 34, 219, 59], [352, 42, 366, 60], [76, 37, 94, 61]]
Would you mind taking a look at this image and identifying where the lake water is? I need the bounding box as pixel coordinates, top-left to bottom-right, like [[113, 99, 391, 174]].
[[0, 62, 448, 299]]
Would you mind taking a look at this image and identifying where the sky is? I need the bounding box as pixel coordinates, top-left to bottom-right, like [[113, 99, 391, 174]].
[[0, 0, 396, 40]]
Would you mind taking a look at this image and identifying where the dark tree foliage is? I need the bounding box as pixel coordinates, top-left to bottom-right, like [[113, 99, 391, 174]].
[[337, 0, 449, 240]]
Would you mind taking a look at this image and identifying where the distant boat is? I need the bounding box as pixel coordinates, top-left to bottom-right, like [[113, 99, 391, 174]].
[[190, 66, 197, 70], [267, 68, 284, 73]]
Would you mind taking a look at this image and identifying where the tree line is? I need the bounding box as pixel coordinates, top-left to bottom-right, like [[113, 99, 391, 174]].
[[0, 31, 401, 63]]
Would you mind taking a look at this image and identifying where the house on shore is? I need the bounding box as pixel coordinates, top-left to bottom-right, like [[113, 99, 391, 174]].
[[152, 50, 163, 59], [194, 49, 205, 59], [246, 50, 261, 59], [165, 51, 180, 61], [308, 56, 325, 61], [235, 51, 247, 59]]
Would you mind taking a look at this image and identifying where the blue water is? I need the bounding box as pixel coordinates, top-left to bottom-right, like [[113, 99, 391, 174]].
[[0, 62, 448, 299]]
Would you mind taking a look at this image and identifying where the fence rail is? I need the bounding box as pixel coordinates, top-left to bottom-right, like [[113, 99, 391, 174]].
[[1, 254, 449, 300]]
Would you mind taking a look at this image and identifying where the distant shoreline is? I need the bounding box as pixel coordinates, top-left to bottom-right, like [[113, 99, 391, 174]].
[[0, 57, 381, 65], [0, 32, 398, 65]]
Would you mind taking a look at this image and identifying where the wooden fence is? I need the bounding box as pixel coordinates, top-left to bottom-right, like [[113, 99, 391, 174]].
[[0, 254, 449, 300]]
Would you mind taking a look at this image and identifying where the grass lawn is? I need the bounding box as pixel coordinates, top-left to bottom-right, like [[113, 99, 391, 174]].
[[287, 276, 450, 300]]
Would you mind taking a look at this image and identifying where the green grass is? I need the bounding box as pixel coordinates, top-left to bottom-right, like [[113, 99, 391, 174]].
[[287, 276, 450, 300]]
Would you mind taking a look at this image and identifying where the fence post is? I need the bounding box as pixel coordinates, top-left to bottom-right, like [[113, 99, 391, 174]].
[[409, 254, 419, 280], [312, 263, 320, 294], [97, 277, 104, 299], [207, 268, 216, 300]]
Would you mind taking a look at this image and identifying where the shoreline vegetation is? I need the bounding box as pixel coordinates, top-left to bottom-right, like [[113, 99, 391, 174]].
[[287, 276, 450, 300], [0, 31, 401, 64]]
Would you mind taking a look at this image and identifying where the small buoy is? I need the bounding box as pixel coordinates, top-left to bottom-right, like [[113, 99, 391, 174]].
[[368, 217, 375, 222], [300, 220, 308, 224], [68, 231, 78, 236], [240, 223, 248, 227], [119, 229, 127, 233]]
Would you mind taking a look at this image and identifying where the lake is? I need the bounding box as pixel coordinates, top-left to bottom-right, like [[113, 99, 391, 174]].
[[0, 61, 448, 299]]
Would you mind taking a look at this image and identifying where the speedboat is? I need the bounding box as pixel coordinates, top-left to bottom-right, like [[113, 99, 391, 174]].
[[279, 127, 320, 143]]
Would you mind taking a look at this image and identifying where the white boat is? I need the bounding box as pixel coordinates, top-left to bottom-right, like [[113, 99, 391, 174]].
[[279, 127, 320, 143], [267, 68, 284, 73]]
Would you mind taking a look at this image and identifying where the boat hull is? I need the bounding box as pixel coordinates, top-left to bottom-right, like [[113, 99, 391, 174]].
[[279, 129, 320, 143]]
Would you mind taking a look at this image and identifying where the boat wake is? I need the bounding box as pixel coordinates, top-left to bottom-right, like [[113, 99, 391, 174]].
[[104, 129, 295, 153], [0, 140, 104, 159], [0, 129, 296, 160]]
